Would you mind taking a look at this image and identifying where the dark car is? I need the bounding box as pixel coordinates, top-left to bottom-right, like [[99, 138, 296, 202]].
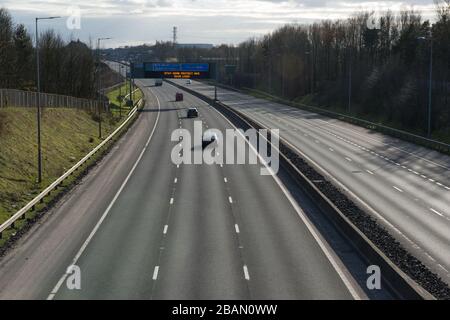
[[187, 108, 199, 118], [202, 130, 219, 148], [176, 93, 184, 101]]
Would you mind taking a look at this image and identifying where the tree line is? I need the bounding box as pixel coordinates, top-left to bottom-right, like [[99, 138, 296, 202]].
[[0, 8, 97, 99], [173, 1, 450, 139]]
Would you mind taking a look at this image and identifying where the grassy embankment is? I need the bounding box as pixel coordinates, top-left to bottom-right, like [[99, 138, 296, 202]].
[[107, 81, 143, 118], [0, 86, 143, 247]]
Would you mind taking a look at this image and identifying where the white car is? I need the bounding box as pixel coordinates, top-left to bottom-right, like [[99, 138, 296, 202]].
[[186, 79, 192, 85]]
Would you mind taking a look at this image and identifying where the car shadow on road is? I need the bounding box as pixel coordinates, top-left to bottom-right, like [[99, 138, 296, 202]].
[[140, 108, 184, 113]]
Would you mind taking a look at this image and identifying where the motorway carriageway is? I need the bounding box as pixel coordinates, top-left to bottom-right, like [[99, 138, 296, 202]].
[[0, 79, 389, 299], [171, 79, 450, 285]]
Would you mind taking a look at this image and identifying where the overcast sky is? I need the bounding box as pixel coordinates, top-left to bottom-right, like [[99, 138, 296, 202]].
[[2, 0, 439, 48]]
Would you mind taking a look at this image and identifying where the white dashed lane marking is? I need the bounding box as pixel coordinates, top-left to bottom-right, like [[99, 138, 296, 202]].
[[393, 186, 403, 193], [152, 266, 159, 280], [430, 208, 444, 217], [297, 118, 450, 191], [243, 265, 250, 280]]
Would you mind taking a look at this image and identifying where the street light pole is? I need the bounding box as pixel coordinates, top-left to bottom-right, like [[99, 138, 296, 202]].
[[305, 51, 312, 95], [427, 38, 433, 138], [129, 62, 133, 104], [35, 16, 61, 184], [215, 62, 218, 101], [418, 31, 433, 137], [348, 47, 352, 114], [96, 37, 111, 139], [119, 65, 124, 118]]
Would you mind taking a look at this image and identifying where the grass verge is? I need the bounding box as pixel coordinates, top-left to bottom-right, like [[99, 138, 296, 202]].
[[0, 101, 143, 250], [107, 81, 143, 118]]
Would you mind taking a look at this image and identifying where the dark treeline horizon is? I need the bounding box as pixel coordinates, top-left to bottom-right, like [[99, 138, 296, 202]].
[[0, 8, 96, 99], [2, 2, 450, 138], [149, 0, 450, 139]]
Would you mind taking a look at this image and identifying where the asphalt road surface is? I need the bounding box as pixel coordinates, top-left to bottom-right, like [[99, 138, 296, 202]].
[[171, 79, 450, 285], [0, 79, 364, 300]]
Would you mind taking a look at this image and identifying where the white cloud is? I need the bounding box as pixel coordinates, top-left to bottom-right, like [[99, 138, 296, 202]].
[[2, 0, 439, 47]]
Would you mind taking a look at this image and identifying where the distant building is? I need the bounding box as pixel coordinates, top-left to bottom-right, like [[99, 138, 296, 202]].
[[176, 43, 214, 49]]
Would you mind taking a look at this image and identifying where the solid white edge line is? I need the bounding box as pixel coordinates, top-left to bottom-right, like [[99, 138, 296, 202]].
[[430, 208, 444, 217], [322, 117, 450, 171], [47, 86, 161, 300]]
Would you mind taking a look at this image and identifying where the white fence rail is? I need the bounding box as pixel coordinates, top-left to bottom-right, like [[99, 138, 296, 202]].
[[0, 88, 108, 111], [0, 98, 144, 239]]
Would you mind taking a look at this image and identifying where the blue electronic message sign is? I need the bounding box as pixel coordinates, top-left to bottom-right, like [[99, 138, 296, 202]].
[[133, 62, 210, 79]]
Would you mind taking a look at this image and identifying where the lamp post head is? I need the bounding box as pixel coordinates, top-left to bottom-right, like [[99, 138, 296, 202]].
[[37, 16, 61, 21]]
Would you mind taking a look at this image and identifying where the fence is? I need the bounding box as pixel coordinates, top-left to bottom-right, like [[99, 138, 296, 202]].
[[0, 88, 109, 112]]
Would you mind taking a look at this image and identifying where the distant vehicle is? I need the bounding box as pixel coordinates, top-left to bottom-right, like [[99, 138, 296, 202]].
[[155, 79, 163, 86], [202, 130, 219, 148], [175, 92, 184, 101], [186, 79, 192, 85], [187, 108, 199, 118]]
